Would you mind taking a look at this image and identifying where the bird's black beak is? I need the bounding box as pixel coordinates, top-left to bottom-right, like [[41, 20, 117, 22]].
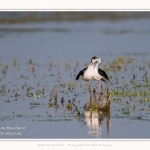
[[94, 61, 98, 68]]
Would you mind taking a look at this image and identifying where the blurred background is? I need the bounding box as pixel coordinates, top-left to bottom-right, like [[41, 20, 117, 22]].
[[0, 11, 150, 59]]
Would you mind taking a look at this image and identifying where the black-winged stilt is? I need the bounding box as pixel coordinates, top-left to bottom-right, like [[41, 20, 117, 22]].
[[76, 56, 109, 92]]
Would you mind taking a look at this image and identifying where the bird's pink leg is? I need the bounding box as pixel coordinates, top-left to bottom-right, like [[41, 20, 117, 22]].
[[84, 81, 87, 93], [90, 80, 92, 87], [84, 81, 88, 102], [89, 80, 93, 93], [98, 80, 101, 93]]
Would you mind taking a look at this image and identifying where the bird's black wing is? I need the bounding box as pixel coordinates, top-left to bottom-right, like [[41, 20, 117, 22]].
[[98, 68, 109, 82], [76, 68, 87, 80]]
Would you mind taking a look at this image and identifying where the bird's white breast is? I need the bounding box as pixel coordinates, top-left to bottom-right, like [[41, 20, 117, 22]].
[[83, 65, 93, 80], [83, 65, 102, 81]]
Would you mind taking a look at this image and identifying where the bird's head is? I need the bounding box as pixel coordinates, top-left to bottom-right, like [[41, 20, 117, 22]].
[[91, 56, 97, 64], [93, 58, 102, 68]]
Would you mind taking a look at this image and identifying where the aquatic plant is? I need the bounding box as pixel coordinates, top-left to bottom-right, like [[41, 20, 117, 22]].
[[13, 58, 17, 67], [0, 55, 150, 126]]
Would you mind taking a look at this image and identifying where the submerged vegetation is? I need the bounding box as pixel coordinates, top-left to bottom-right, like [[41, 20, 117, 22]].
[[0, 54, 150, 137]]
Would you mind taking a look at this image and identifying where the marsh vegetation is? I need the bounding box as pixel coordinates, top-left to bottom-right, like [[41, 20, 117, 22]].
[[0, 12, 150, 138], [0, 54, 150, 138]]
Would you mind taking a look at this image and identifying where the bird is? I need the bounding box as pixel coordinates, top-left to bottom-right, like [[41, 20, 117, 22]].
[[76, 56, 109, 92]]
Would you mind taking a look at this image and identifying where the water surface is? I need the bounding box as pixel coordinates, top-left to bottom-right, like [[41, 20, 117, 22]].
[[0, 12, 150, 139]]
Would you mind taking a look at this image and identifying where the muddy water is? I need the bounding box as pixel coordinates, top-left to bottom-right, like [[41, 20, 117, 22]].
[[0, 12, 150, 139]]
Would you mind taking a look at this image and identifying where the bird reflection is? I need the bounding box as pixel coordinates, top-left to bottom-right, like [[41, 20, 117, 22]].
[[47, 87, 111, 138], [84, 91, 111, 138]]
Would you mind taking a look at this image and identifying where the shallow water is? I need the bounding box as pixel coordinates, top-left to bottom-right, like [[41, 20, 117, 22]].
[[0, 12, 150, 139]]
